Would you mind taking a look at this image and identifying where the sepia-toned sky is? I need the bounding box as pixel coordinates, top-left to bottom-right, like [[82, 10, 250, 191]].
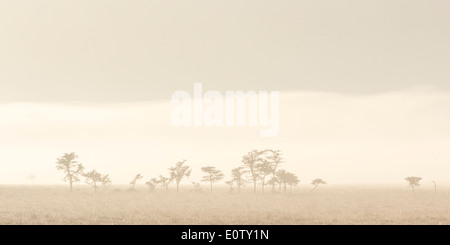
[[0, 0, 449, 185]]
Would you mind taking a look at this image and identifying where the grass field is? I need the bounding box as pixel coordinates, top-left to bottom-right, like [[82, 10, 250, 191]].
[[1, 185, 449, 225]]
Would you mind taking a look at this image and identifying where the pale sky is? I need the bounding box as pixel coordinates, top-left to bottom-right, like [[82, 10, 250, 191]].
[[0, 1, 449, 186]]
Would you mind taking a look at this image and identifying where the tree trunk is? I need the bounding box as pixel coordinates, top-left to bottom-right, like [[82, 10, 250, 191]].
[[210, 182, 213, 193], [177, 182, 179, 192], [253, 180, 257, 193], [283, 183, 286, 193], [69, 177, 73, 192]]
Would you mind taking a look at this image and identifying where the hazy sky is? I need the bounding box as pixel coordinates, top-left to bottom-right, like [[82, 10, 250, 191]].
[[1, 0, 449, 102], [0, 1, 449, 186]]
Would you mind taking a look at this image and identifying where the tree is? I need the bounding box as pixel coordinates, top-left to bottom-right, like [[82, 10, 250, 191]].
[[130, 174, 143, 191], [56, 152, 84, 191], [146, 178, 158, 192], [286, 172, 299, 192], [405, 176, 422, 193], [276, 169, 289, 193], [264, 149, 283, 191], [201, 166, 225, 193], [432, 180, 437, 195], [225, 180, 234, 193], [26, 174, 36, 184], [83, 169, 106, 193], [231, 167, 246, 193], [100, 174, 112, 190], [191, 181, 202, 192], [155, 175, 172, 191], [267, 176, 279, 192], [169, 160, 192, 192], [242, 150, 263, 193], [311, 178, 326, 192]]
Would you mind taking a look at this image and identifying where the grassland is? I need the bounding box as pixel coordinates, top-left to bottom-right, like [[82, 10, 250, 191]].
[[1, 185, 449, 225]]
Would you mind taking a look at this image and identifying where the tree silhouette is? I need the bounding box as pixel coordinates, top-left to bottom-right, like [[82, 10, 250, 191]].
[[201, 166, 225, 193], [146, 178, 158, 192], [83, 169, 108, 193], [155, 175, 172, 191], [405, 176, 422, 193], [256, 159, 273, 193], [432, 180, 437, 195], [26, 174, 36, 184], [242, 150, 262, 193], [130, 174, 143, 191], [191, 181, 202, 192], [231, 167, 246, 193], [56, 152, 84, 191], [264, 149, 283, 191], [276, 169, 290, 193], [169, 160, 191, 192], [225, 180, 234, 193], [286, 172, 299, 192], [267, 176, 279, 192], [311, 178, 326, 192], [100, 174, 112, 190]]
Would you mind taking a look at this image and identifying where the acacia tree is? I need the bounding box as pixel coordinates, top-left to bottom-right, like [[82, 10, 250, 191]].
[[155, 175, 172, 191], [276, 169, 289, 193], [201, 166, 225, 193], [225, 180, 234, 193], [83, 169, 108, 193], [267, 176, 279, 192], [130, 174, 143, 191], [311, 178, 326, 192], [256, 160, 273, 193], [231, 167, 246, 193], [405, 176, 422, 193], [169, 160, 192, 192], [242, 150, 262, 193], [432, 180, 437, 195], [26, 174, 36, 184], [146, 178, 158, 192], [286, 172, 299, 192], [191, 181, 202, 192], [264, 149, 283, 191], [56, 152, 84, 191], [100, 174, 112, 190]]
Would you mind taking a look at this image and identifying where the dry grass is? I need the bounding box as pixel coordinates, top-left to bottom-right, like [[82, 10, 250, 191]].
[[1, 185, 449, 225]]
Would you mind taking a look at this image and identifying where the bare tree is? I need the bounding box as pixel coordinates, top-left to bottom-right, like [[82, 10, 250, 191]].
[[56, 152, 84, 191], [242, 150, 262, 193], [130, 174, 143, 191], [405, 176, 422, 193], [201, 166, 225, 193], [169, 160, 191, 192], [311, 178, 326, 192], [83, 169, 106, 193], [231, 167, 246, 193]]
